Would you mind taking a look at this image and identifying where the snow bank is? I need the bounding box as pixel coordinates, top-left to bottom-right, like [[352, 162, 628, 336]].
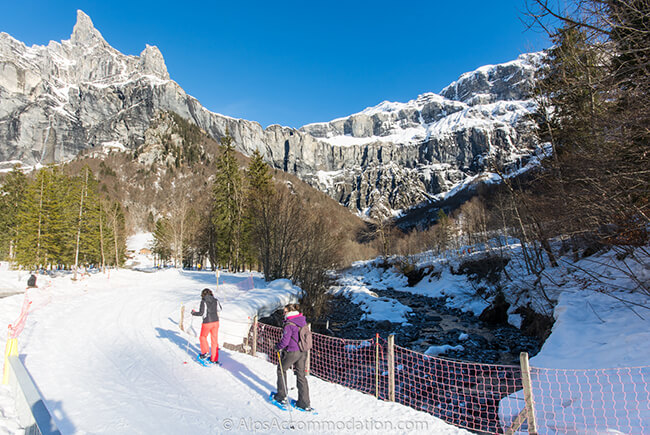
[[330, 283, 412, 323], [340, 246, 650, 433]]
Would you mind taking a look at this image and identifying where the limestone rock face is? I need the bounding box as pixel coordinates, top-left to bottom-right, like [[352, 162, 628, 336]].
[[0, 10, 542, 217], [440, 54, 539, 105], [298, 54, 542, 217]]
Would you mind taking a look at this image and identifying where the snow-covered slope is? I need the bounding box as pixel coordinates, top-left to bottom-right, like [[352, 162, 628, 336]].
[[0, 268, 468, 434], [336, 245, 650, 368], [1, 236, 648, 433], [333, 244, 650, 433]]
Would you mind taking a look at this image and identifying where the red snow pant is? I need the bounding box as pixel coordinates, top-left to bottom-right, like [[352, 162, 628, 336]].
[[199, 321, 219, 362]]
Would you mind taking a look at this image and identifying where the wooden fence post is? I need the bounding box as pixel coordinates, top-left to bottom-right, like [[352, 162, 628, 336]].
[[180, 305, 185, 332], [375, 333, 380, 399], [521, 351, 538, 434], [251, 316, 258, 356], [306, 323, 311, 376], [505, 352, 539, 434], [387, 334, 395, 402]]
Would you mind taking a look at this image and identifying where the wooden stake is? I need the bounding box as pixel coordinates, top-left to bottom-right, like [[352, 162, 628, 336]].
[[505, 409, 528, 435], [180, 305, 185, 332], [375, 333, 380, 399], [520, 352, 538, 435], [387, 334, 395, 402], [251, 316, 258, 356]]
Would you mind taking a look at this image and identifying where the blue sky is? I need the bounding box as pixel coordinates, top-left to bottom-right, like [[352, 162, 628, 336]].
[[1, 1, 550, 129]]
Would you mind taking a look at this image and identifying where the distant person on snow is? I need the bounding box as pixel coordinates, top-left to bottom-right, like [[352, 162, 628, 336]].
[[191, 288, 221, 364], [274, 303, 312, 411], [27, 273, 37, 288]]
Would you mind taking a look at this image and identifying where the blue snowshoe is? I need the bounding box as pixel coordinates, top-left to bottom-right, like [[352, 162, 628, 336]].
[[290, 399, 317, 414], [196, 353, 211, 367], [269, 392, 289, 411]]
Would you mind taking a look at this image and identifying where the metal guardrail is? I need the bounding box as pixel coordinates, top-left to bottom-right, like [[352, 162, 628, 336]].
[[7, 355, 61, 435]]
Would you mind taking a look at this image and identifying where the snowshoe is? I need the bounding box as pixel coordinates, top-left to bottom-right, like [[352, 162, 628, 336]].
[[290, 399, 317, 414], [196, 354, 211, 367], [269, 392, 289, 411]]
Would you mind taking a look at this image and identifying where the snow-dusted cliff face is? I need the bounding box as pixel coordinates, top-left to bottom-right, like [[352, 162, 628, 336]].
[[0, 10, 542, 217], [300, 53, 542, 216]]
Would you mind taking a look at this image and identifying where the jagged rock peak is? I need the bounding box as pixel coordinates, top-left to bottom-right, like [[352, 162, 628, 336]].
[[140, 44, 169, 80], [0, 10, 543, 218], [71, 10, 106, 46], [440, 52, 543, 105]]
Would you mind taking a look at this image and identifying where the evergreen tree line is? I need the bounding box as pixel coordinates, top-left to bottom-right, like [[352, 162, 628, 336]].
[[151, 135, 343, 319], [0, 166, 127, 272], [522, 0, 649, 250]]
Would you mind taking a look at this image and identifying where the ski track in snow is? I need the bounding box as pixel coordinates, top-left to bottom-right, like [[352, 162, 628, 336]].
[[4, 269, 467, 434]]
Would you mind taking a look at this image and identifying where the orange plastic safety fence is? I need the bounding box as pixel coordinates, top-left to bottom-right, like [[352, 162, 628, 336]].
[[528, 365, 650, 434], [255, 323, 650, 434], [393, 344, 521, 434], [8, 296, 32, 339]]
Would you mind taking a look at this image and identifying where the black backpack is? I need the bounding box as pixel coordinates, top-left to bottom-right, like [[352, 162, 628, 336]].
[[289, 322, 313, 351]]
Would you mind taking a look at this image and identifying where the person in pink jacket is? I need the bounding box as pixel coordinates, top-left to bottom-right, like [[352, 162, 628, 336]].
[[273, 303, 311, 410]]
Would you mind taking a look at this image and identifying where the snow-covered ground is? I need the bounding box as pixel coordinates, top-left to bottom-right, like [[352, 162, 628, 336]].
[[0, 236, 470, 434], [334, 245, 650, 433], [1, 234, 648, 434], [336, 246, 650, 369], [335, 259, 491, 322]]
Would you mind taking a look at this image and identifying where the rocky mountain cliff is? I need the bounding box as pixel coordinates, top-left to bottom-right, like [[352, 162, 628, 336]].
[[0, 10, 543, 218]]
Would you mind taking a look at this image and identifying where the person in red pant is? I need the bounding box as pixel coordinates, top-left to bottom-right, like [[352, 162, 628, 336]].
[[191, 288, 221, 364]]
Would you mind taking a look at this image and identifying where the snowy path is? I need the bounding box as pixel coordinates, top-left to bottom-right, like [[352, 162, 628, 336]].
[[1, 269, 468, 434]]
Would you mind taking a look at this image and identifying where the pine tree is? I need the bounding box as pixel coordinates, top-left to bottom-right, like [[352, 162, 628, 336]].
[[15, 167, 67, 268], [535, 25, 604, 155], [245, 150, 274, 270], [11, 166, 127, 270], [604, 0, 650, 245], [78, 168, 102, 269], [246, 150, 274, 197], [98, 199, 107, 271], [152, 218, 173, 267], [45, 167, 71, 266], [529, 1, 649, 246], [0, 166, 27, 260], [71, 167, 102, 278], [212, 131, 245, 270], [15, 174, 44, 268]]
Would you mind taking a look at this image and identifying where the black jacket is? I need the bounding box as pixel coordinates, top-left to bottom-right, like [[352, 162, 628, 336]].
[[191, 294, 220, 324]]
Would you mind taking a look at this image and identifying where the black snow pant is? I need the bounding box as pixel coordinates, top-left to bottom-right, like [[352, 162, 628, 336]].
[[276, 350, 310, 408]]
